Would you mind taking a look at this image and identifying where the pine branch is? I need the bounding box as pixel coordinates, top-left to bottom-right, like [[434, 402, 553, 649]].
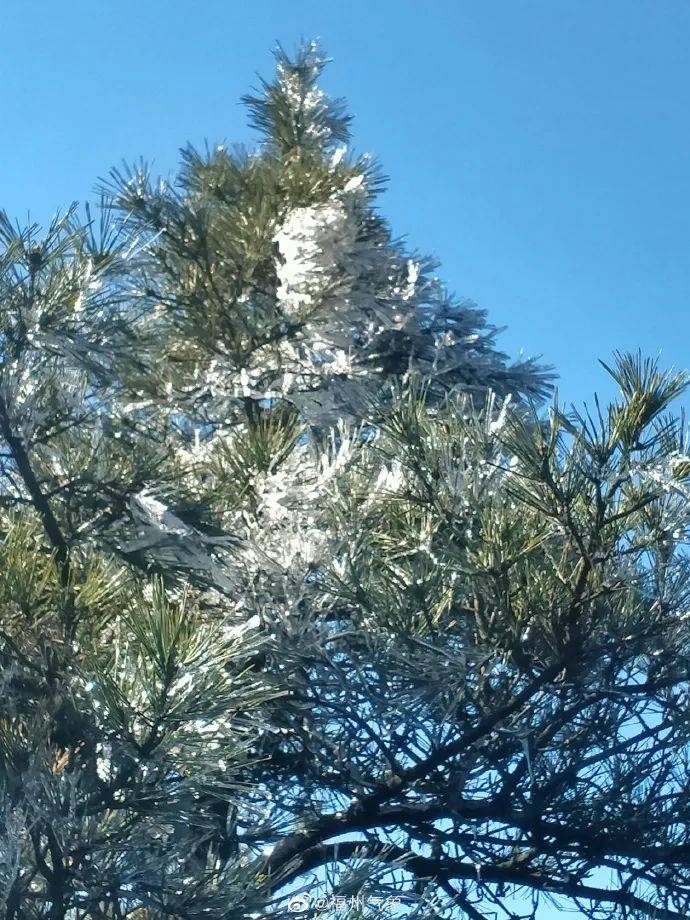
[[0, 391, 75, 636]]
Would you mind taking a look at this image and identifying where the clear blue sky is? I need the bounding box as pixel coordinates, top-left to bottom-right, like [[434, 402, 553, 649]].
[[3, 0, 690, 411], [2, 4, 682, 915]]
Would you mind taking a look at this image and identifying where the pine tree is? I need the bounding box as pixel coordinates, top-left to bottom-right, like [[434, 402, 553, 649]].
[[0, 42, 689, 920]]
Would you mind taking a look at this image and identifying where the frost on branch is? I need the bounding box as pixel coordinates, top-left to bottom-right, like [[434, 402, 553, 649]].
[[273, 200, 357, 320], [121, 490, 238, 591]]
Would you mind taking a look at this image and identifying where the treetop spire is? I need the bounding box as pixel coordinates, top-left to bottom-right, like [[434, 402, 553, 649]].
[[242, 40, 352, 154]]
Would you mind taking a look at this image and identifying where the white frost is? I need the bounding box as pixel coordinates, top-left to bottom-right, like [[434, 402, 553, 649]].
[[273, 201, 357, 319]]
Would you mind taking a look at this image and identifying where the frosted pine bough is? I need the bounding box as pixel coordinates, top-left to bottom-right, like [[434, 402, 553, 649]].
[[273, 199, 359, 321], [107, 46, 551, 433], [267, 183, 545, 422]]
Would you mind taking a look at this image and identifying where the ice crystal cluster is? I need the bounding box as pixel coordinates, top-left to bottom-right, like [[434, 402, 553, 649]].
[[273, 200, 357, 318]]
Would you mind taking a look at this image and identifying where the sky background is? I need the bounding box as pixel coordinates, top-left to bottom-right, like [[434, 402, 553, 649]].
[[2, 3, 687, 916]]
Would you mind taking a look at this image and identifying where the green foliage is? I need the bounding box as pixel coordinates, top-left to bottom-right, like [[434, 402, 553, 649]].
[[206, 403, 302, 507], [243, 42, 352, 153], [603, 350, 688, 450]]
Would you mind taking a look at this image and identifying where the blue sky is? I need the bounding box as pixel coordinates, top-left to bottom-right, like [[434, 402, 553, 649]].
[[3, 1, 690, 411], [2, 3, 684, 916]]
